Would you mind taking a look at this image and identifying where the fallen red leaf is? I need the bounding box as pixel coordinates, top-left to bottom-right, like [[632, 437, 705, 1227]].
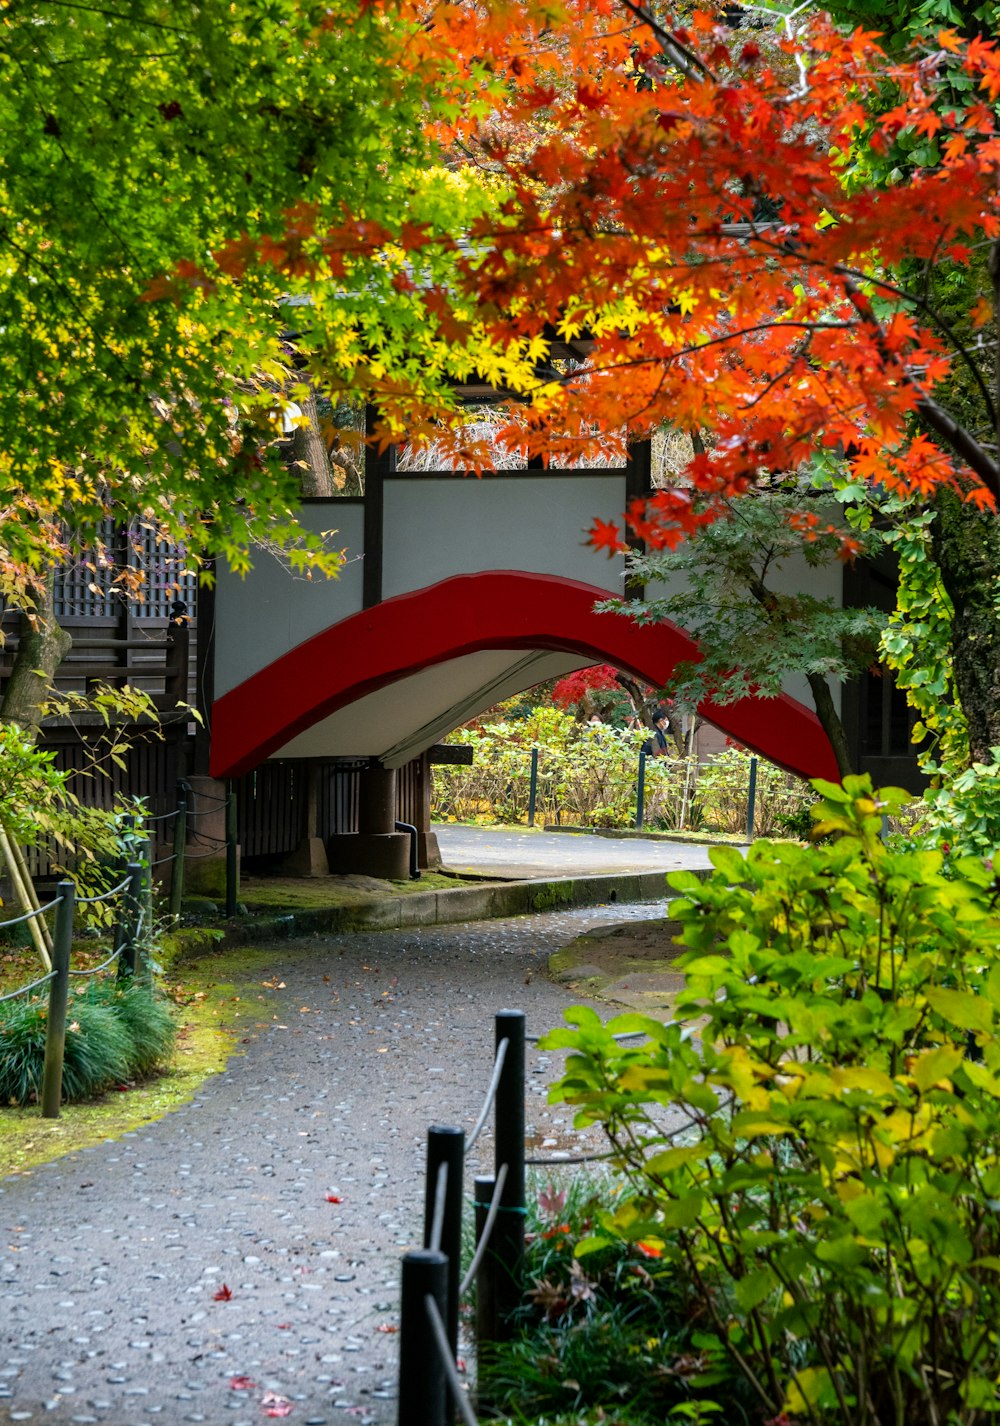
[[213, 1284, 234, 1301], [325, 1195, 343, 1203], [261, 1391, 293, 1417], [229, 1376, 257, 1390], [375, 1323, 398, 1334], [276, 1323, 291, 1330]]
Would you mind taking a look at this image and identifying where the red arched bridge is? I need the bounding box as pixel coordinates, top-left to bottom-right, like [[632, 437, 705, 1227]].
[[208, 446, 842, 876]]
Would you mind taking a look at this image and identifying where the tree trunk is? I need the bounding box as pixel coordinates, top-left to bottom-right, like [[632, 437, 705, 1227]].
[[0, 568, 72, 739], [930, 487, 1000, 765], [292, 391, 336, 497], [806, 672, 855, 780]]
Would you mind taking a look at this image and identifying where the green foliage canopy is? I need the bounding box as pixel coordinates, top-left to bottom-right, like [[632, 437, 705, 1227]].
[[0, 0, 486, 575]]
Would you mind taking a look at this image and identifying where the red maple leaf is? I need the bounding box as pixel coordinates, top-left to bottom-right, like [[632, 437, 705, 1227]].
[[588, 517, 623, 555], [229, 1376, 257, 1391], [325, 1194, 343, 1203], [213, 1284, 233, 1301]]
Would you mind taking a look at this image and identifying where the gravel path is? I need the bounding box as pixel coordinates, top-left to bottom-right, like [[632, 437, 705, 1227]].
[[0, 902, 672, 1426]]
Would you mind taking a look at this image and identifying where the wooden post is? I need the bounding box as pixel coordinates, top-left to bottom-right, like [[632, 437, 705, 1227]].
[[0, 822, 53, 969], [41, 880, 75, 1118]]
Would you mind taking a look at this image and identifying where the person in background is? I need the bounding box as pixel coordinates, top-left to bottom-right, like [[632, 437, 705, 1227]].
[[642, 707, 670, 757]]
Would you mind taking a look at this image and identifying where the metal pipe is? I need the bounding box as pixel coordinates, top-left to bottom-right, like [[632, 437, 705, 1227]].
[[226, 783, 239, 916], [636, 749, 647, 830], [394, 821, 421, 879], [527, 746, 539, 826], [746, 755, 758, 841]]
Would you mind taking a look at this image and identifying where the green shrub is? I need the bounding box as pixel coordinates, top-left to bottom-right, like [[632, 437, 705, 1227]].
[[479, 1176, 750, 1425], [85, 980, 177, 1078], [545, 776, 1000, 1425], [0, 980, 175, 1106], [696, 745, 810, 836]]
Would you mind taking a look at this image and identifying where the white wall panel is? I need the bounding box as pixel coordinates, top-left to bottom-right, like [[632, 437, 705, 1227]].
[[382, 475, 629, 599], [214, 503, 365, 698]]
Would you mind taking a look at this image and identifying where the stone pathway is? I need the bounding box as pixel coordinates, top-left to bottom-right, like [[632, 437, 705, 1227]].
[[0, 902, 671, 1426]]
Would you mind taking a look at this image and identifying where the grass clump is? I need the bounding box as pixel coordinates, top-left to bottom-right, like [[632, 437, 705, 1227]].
[[0, 980, 176, 1107], [478, 1175, 752, 1426]]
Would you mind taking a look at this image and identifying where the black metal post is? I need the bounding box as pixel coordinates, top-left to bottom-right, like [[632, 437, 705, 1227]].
[[397, 1249, 448, 1426], [41, 880, 75, 1119], [422, 1125, 465, 1382], [527, 747, 539, 827], [138, 837, 153, 988], [746, 756, 758, 841], [493, 1009, 526, 1340], [474, 1174, 498, 1357], [225, 781, 238, 918], [169, 781, 188, 922], [116, 861, 143, 980], [636, 749, 647, 830]]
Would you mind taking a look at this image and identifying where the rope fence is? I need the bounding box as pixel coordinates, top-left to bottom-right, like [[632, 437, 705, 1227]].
[[395, 1006, 640, 1425], [0, 862, 151, 1116]]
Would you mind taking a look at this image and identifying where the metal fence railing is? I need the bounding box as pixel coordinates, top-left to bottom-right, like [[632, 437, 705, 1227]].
[[396, 1009, 632, 1426], [0, 871, 143, 1118], [136, 780, 239, 919]]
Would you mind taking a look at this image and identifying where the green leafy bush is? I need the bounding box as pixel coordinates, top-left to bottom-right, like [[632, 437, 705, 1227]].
[[479, 1176, 750, 1426], [0, 981, 175, 1106], [545, 777, 1000, 1425], [696, 745, 810, 836]]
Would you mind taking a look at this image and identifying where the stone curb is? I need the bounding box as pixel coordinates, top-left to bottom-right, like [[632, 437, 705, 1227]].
[[211, 867, 712, 949], [543, 823, 748, 847]]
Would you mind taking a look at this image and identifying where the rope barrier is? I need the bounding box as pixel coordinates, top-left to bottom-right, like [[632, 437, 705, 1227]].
[[150, 852, 179, 868], [459, 1163, 508, 1297], [0, 895, 60, 929], [76, 875, 131, 905], [429, 1161, 448, 1255], [68, 947, 121, 978], [424, 1296, 477, 1426], [188, 831, 227, 846], [525, 1150, 618, 1166], [526, 1029, 651, 1045], [0, 969, 57, 1003], [422, 1294, 476, 1426], [185, 791, 229, 809], [182, 847, 229, 861], [142, 808, 180, 824], [466, 1037, 508, 1152]]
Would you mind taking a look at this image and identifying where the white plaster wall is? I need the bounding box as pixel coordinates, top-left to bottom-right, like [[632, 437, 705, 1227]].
[[382, 475, 629, 599], [214, 503, 365, 698]]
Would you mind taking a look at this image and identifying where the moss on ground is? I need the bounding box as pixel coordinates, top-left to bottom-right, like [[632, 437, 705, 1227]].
[[0, 944, 296, 1179], [235, 871, 469, 911]]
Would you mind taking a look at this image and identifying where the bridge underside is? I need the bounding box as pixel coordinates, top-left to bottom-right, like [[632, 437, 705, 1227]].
[[211, 571, 839, 783]]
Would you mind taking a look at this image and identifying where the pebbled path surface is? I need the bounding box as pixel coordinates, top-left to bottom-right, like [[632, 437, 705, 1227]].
[[0, 901, 672, 1426]]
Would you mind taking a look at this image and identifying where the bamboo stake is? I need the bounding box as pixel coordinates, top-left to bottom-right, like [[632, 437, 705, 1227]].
[[0, 821, 53, 971]]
